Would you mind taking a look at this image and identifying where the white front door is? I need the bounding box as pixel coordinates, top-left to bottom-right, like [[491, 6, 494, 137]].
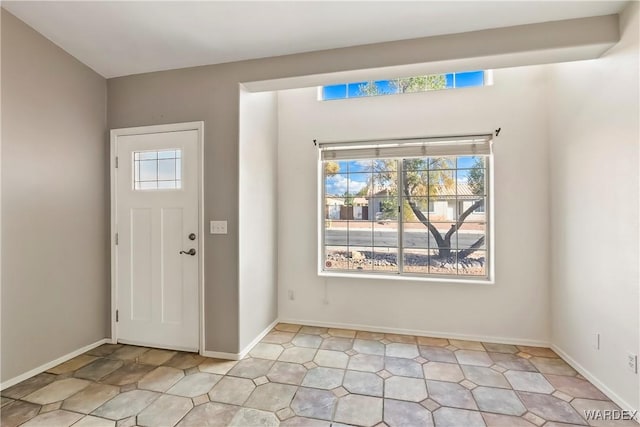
[[112, 124, 201, 351]]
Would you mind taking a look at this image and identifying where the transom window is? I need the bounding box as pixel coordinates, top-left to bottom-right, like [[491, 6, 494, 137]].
[[321, 70, 487, 101], [320, 135, 491, 280], [133, 149, 182, 190]]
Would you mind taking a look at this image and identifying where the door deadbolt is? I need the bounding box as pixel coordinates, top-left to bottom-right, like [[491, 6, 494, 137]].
[[188, 233, 196, 240]]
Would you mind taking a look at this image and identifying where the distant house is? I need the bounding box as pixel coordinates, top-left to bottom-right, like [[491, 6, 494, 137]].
[[367, 189, 395, 220], [428, 183, 485, 221], [325, 196, 370, 220], [367, 184, 484, 221], [325, 197, 344, 220]]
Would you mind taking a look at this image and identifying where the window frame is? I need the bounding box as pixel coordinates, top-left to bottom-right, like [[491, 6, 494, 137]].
[[318, 153, 493, 284]]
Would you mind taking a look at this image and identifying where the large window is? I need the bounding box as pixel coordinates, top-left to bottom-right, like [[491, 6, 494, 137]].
[[320, 135, 491, 280], [321, 70, 487, 101]]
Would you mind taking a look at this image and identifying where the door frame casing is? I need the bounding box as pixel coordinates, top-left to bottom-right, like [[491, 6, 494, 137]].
[[110, 121, 205, 353]]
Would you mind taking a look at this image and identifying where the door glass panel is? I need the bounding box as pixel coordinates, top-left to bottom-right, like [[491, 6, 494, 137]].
[[134, 149, 182, 190]]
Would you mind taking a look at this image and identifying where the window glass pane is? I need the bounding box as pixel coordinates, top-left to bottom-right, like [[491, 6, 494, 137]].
[[456, 222, 486, 251], [373, 248, 398, 272], [348, 246, 373, 271], [134, 149, 182, 190], [347, 160, 371, 173], [372, 159, 397, 172], [325, 246, 348, 270], [402, 158, 428, 174], [430, 221, 457, 239], [445, 73, 455, 88], [324, 197, 346, 219], [462, 168, 486, 197], [457, 198, 486, 219], [373, 172, 396, 194], [138, 181, 157, 190], [324, 174, 349, 196], [373, 220, 397, 248], [372, 194, 396, 221], [176, 159, 182, 181], [138, 151, 157, 160], [403, 249, 430, 274], [428, 249, 458, 275], [348, 222, 372, 247], [458, 250, 486, 276], [348, 82, 367, 98], [428, 157, 456, 170], [346, 173, 370, 196], [454, 71, 484, 88], [158, 159, 177, 181], [157, 150, 177, 159], [402, 227, 431, 249], [457, 156, 484, 169], [134, 161, 140, 182], [139, 160, 157, 181], [429, 170, 455, 197], [428, 199, 454, 221], [325, 220, 347, 247], [375, 80, 396, 95], [352, 80, 390, 97], [402, 197, 429, 221], [403, 173, 430, 199], [322, 84, 347, 100]]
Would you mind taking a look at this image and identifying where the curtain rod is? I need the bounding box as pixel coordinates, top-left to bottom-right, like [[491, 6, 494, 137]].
[[313, 129, 500, 148]]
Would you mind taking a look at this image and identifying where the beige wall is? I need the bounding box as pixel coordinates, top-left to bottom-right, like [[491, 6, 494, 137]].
[[1, 10, 108, 381], [548, 2, 639, 412], [108, 14, 618, 354]]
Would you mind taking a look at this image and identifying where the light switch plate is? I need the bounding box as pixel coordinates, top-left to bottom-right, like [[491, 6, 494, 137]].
[[210, 220, 227, 234]]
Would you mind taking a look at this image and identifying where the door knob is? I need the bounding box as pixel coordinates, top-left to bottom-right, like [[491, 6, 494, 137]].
[[179, 248, 196, 256]]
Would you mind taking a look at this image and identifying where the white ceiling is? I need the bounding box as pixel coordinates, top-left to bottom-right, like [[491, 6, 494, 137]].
[[3, 1, 628, 78]]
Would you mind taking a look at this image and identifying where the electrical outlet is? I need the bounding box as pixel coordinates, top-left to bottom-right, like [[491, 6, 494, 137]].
[[627, 354, 638, 374], [210, 220, 227, 234], [288, 290, 295, 301], [594, 333, 600, 350]]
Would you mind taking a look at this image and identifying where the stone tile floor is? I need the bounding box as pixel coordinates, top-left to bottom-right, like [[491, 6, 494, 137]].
[[2, 324, 637, 427]]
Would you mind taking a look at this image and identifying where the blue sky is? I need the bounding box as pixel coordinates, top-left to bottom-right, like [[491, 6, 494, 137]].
[[325, 157, 484, 196], [322, 70, 484, 100]]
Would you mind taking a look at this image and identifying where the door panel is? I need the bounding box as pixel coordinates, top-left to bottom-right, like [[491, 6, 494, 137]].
[[161, 207, 184, 324], [115, 128, 199, 351], [131, 208, 153, 322]]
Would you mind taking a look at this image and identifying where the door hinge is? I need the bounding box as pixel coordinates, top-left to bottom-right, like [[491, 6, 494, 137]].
[[115, 309, 119, 322], [115, 233, 119, 245], [115, 156, 119, 168]]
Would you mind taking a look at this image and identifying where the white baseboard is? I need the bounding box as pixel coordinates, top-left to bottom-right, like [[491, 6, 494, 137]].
[[238, 318, 280, 359], [551, 344, 638, 416], [1, 338, 110, 390], [201, 318, 279, 361], [200, 350, 242, 361], [279, 318, 549, 347]]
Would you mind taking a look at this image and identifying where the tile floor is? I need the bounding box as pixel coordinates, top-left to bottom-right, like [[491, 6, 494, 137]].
[[1, 324, 637, 427]]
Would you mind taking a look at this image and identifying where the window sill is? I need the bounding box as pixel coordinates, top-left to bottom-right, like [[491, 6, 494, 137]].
[[318, 271, 494, 285]]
